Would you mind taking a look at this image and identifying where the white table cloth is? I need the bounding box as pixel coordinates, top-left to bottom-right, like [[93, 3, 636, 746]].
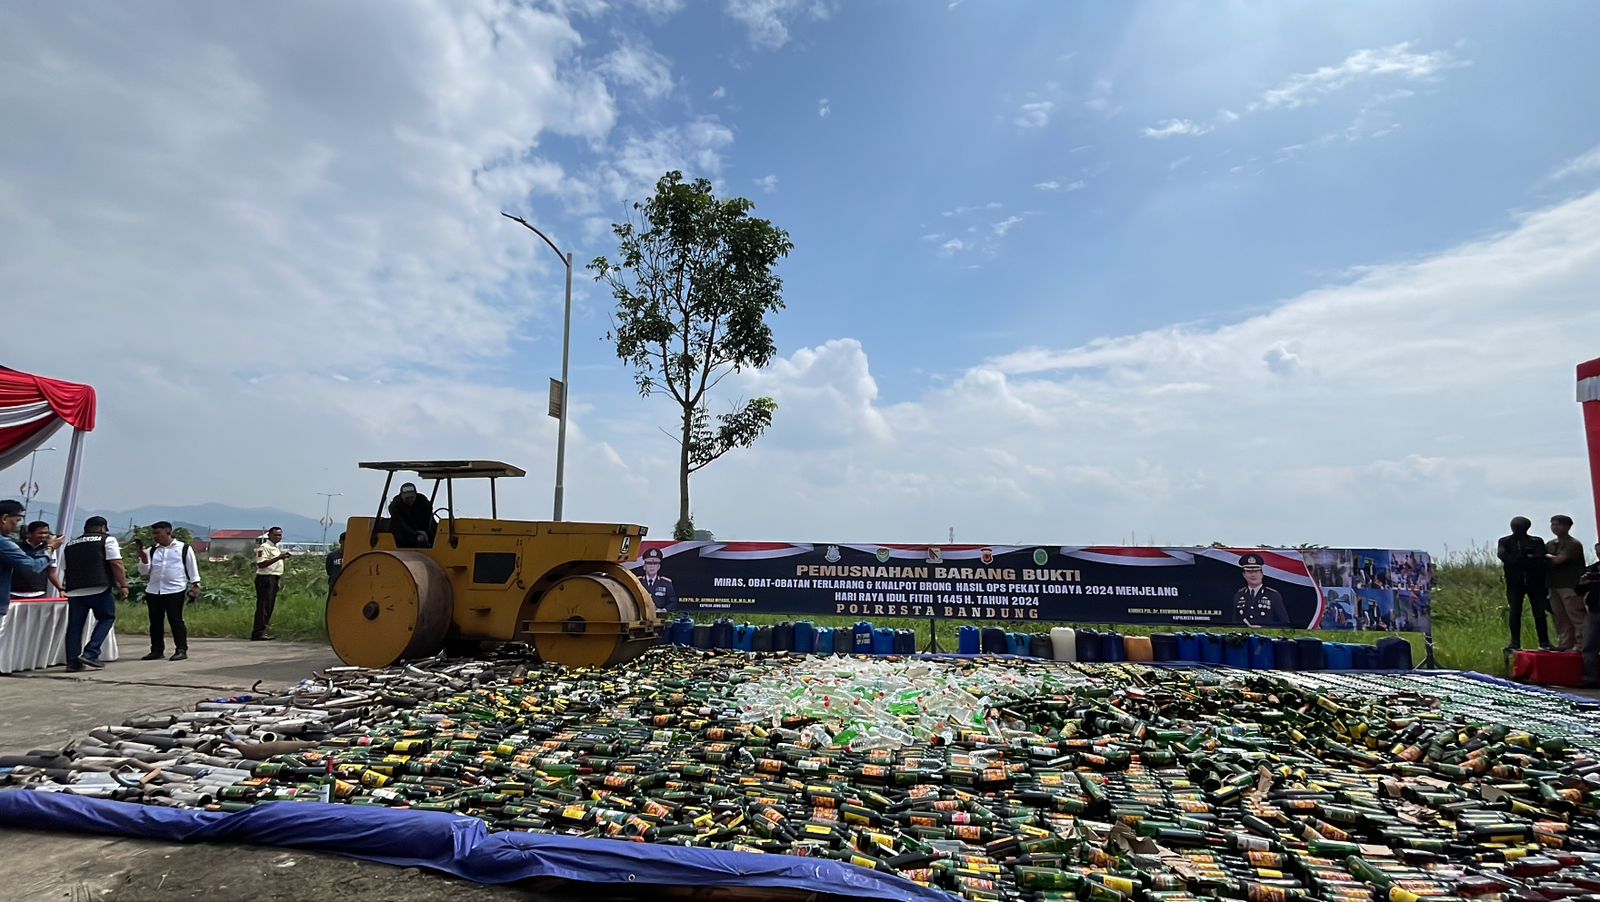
[[0, 596, 120, 672]]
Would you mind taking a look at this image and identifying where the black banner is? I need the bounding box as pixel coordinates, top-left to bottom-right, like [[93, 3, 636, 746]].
[[625, 541, 1438, 631]]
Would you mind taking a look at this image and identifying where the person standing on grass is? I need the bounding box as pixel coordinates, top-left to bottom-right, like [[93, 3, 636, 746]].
[[1498, 516, 1554, 653], [253, 527, 291, 641], [1578, 543, 1600, 688], [1546, 515, 1589, 652], [1, 500, 65, 674], [325, 531, 345, 599], [136, 521, 201, 662], [61, 516, 127, 672], [11, 520, 64, 599]]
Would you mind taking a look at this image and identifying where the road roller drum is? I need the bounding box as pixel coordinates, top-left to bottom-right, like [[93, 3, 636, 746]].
[[525, 571, 659, 668], [327, 550, 452, 668]]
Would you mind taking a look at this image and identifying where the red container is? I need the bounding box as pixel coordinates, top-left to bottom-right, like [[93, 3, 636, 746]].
[[1512, 650, 1584, 688]]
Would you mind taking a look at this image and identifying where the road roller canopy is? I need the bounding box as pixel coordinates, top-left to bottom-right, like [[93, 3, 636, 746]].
[[359, 460, 526, 480]]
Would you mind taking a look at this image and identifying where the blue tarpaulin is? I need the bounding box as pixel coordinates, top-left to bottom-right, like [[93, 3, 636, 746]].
[[0, 792, 954, 901]]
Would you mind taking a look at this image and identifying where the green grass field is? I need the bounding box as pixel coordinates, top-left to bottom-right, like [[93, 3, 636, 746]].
[[113, 548, 1526, 675]]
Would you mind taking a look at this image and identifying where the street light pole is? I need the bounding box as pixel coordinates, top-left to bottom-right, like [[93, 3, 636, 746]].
[[316, 492, 343, 546], [501, 211, 573, 521], [21, 446, 55, 516]]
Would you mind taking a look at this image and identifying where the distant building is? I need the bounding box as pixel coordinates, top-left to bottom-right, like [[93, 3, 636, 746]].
[[207, 529, 264, 558]]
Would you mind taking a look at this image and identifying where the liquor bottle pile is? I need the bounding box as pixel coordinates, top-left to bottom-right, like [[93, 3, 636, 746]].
[[6, 650, 1600, 902]]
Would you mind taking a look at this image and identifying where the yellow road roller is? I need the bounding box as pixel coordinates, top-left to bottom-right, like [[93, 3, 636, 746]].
[[327, 460, 660, 669]]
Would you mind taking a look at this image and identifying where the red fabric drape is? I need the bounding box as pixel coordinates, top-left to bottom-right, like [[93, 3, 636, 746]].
[[0, 366, 96, 432], [0, 418, 63, 459]]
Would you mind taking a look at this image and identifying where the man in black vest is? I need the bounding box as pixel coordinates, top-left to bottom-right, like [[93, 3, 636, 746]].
[[61, 516, 128, 671], [10, 520, 62, 599], [325, 531, 345, 599]]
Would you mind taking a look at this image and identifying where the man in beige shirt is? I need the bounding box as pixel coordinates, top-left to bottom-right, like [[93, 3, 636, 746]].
[[252, 526, 292, 641], [1547, 515, 1589, 651]]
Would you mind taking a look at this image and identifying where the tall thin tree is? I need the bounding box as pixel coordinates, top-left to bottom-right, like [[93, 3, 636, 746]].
[[590, 172, 793, 539]]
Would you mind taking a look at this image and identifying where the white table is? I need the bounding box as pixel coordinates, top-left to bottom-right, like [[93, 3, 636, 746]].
[[0, 596, 120, 672]]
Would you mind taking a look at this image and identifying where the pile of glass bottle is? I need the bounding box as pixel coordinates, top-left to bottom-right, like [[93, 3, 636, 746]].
[[9, 649, 1600, 902]]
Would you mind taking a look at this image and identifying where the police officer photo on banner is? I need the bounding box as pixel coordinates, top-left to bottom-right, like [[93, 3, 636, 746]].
[[639, 547, 677, 614], [1233, 552, 1290, 627]]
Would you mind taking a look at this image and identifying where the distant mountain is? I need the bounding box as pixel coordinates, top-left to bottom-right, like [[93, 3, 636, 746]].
[[75, 503, 331, 543]]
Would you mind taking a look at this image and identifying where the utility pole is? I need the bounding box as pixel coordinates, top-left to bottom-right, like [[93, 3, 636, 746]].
[[502, 211, 573, 521], [317, 492, 344, 546]]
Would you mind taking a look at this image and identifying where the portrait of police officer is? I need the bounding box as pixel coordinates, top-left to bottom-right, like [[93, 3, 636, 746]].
[[639, 547, 678, 614], [1233, 552, 1290, 627]]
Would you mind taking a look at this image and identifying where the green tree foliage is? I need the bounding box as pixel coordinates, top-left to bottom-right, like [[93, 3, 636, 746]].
[[590, 171, 793, 540]]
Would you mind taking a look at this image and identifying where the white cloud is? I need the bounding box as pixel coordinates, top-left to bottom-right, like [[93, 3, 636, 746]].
[[1143, 118, 1212, 139], [1250, 42, 1461, 112], [1168, 155, 1192, 171], [0, 2, 699, 522], [592, 117, 736, 203], [1145, 43, 1462, 141], [1552, 144, 1600, 181], [631, 0, 686, 14], [941, 201, 1002, 217], [724, 0, 832, 50], [599, 40, 675, 100], [711, 85, 727, 100], [1014, 100, 1054, 129], [939, 238, 966, 255], [753, 174, 779, 193], [817, 97, 831, 118], [691, 189, 1600, 549], [992, 215, 1024, 236], [1084, 79, 1117, 116], [1261, 343, 1300, 376]]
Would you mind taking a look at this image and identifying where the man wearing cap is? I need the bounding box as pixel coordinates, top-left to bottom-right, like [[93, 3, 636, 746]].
[[639, 548, 677, 614], [388, 483, 436, 549], [1233, 553, 1289, 627]]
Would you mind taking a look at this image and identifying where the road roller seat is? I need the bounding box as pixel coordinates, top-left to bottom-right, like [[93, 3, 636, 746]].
[[326, 460, 659, 669]]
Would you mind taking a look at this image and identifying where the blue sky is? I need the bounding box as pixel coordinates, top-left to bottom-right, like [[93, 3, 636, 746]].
[[4, 0, 1600, 553]]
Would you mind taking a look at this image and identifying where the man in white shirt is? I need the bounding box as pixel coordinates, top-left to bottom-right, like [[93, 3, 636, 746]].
[[136, 521, 201, 662], [253, 526, 291, 641]]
